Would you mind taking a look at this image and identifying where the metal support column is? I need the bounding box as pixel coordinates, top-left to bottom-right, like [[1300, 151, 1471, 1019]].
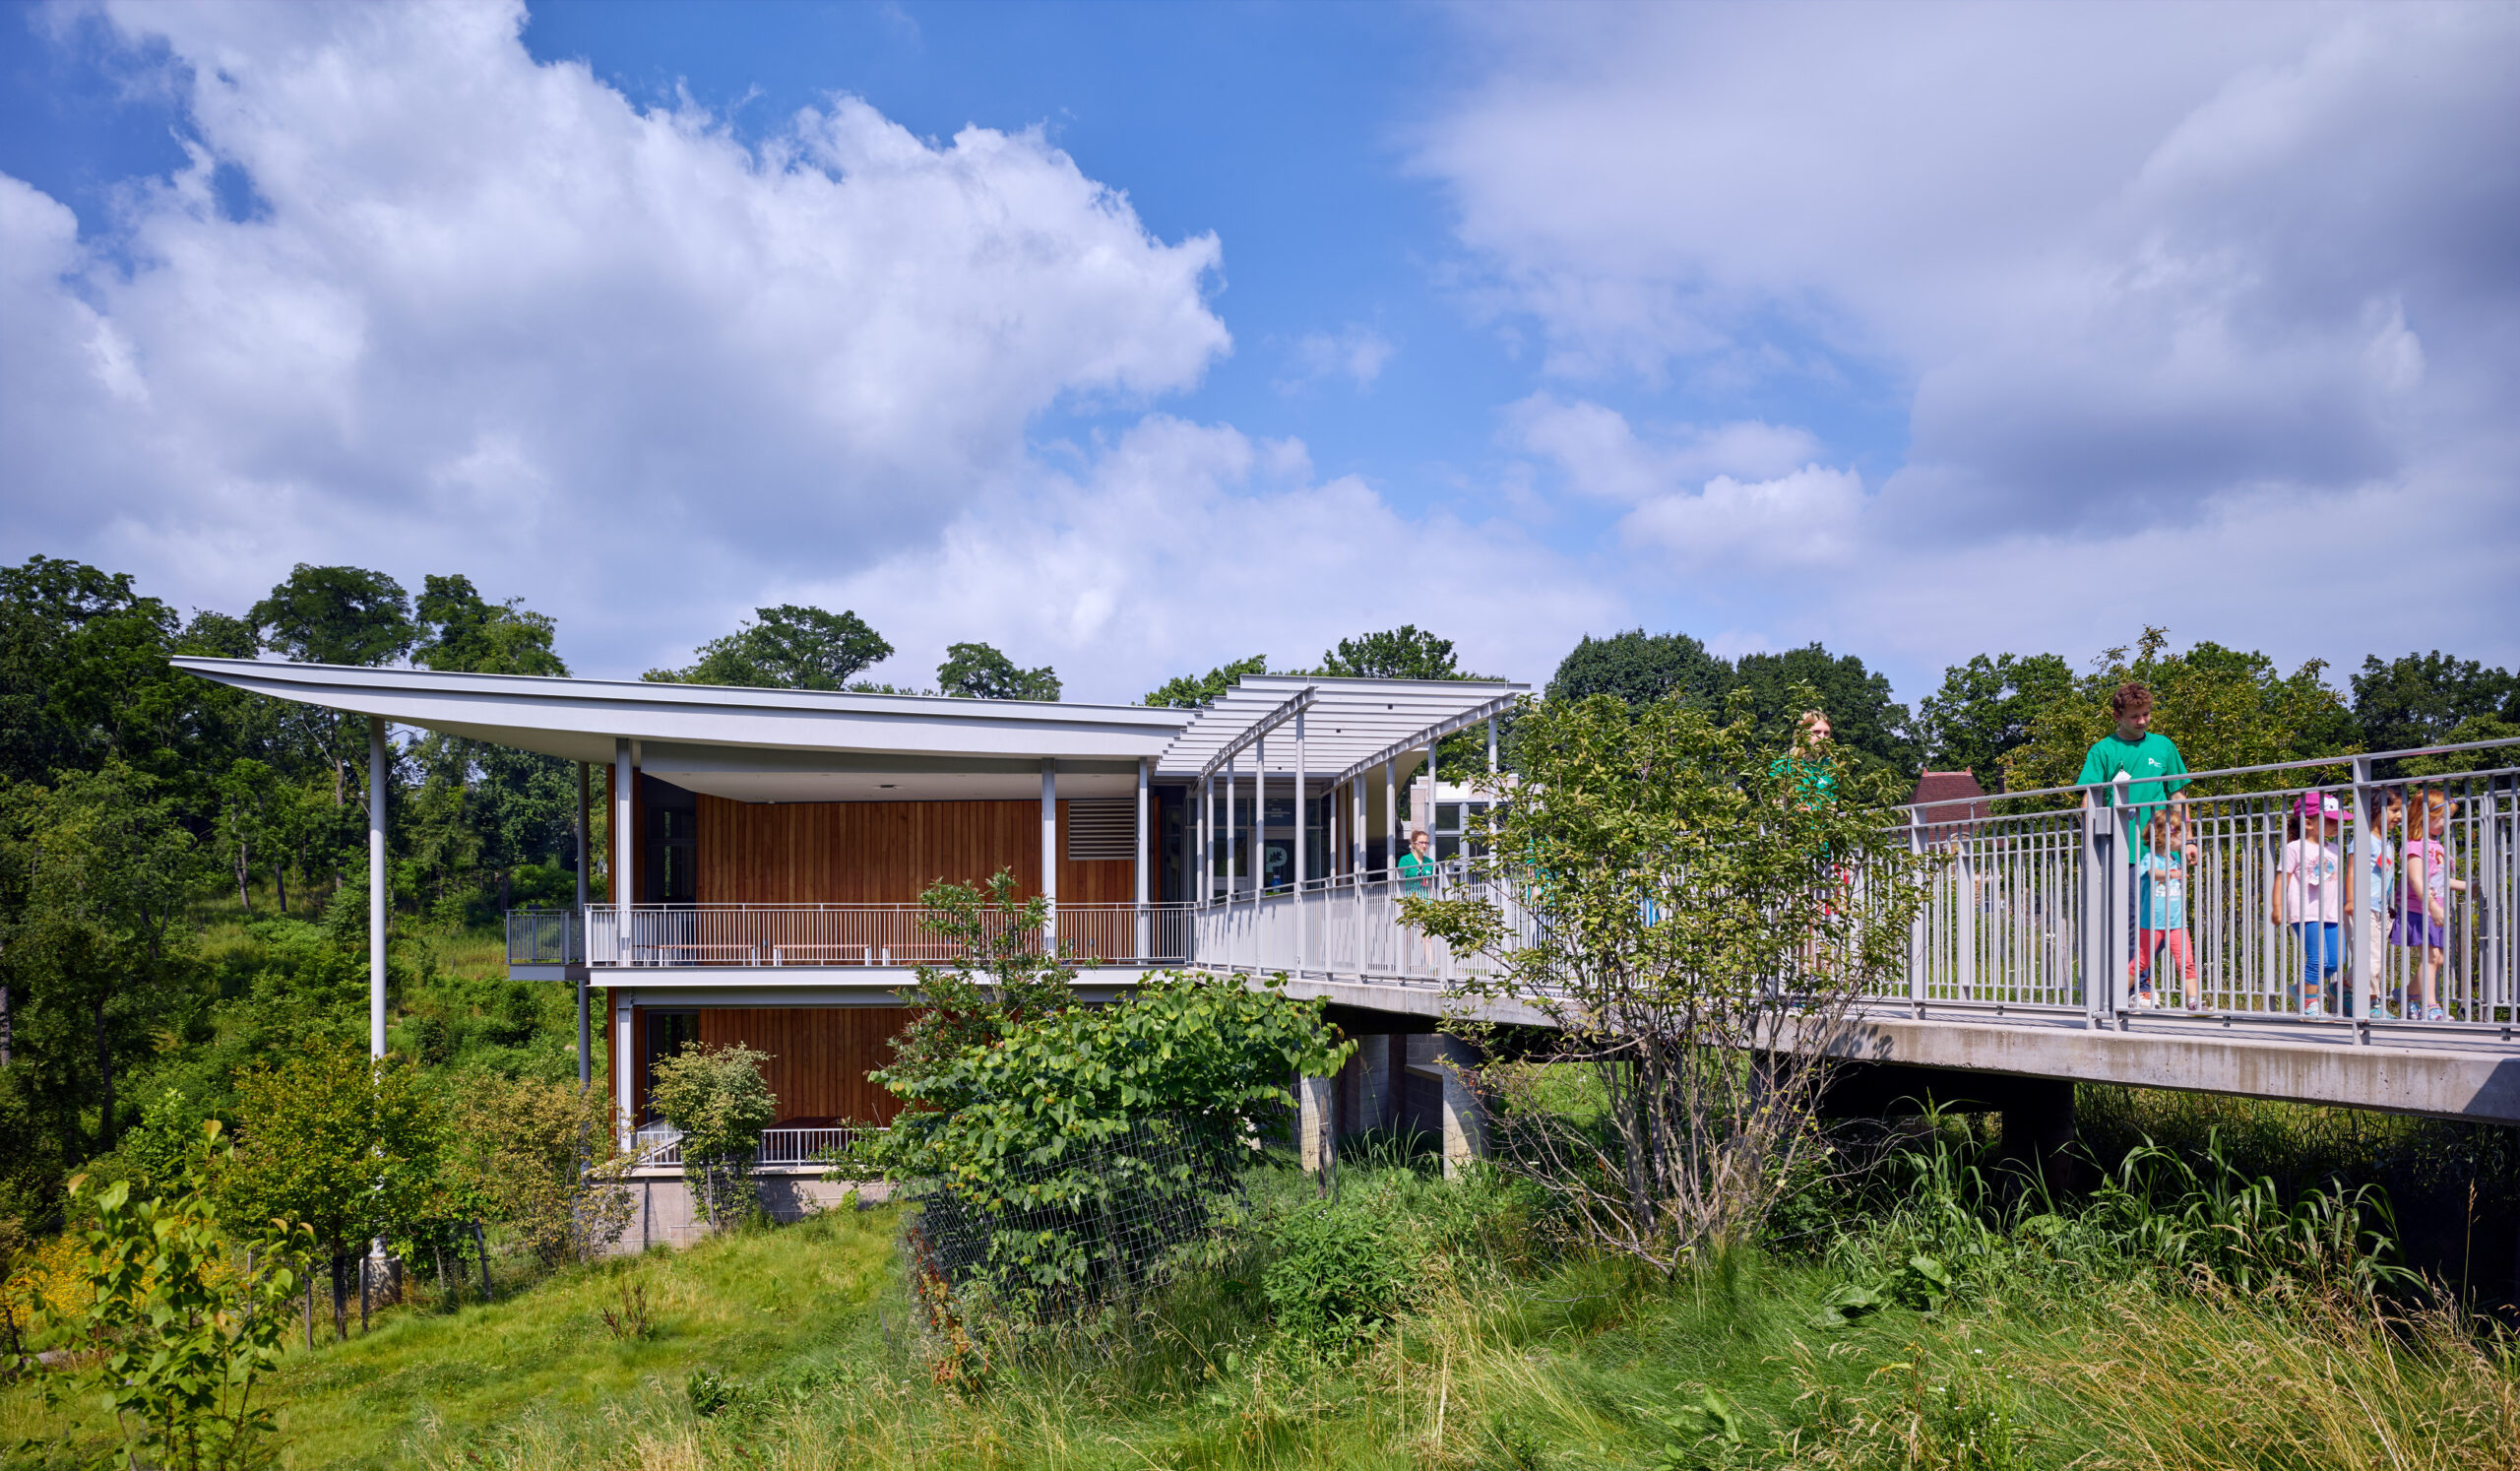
[[613, 737, 637, 922], [1293, 710, 1307, 975], [1040, 758, 1058, 947], [1134, 757, 1150, 959], [575, 760, 591, 1091], [368, 720, 388, 1060]]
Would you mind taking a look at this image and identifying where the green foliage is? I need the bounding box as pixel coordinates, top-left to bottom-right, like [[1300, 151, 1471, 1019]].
[[2001, 628, 2360, 795], [1544, 632, 1916, 774], [1259, 1195, 1417, 1355], [1413, 685, 1930, 1265], [1915, 652, 2077, 781], [2351, 651, 2517, 755], [643, 604, 891, 690], [36, 1124, 312, 1471], [1546, 628, 1731, 711], [650, 1044, 778, 1227], [0, 763, 209, 1157], [876, 971, 1348, 1195], [1729, 645, 1918, 774], [936, 642, 1060, 701], [872, 870, 1082, 1117], [1142, 654, 1267, 708], [248, 564, 414, 668], [219, 1050, 444, 1264], [1312, 625, 1471, 680], [443, 1075, 634, 1264], [411, 574, 568, 677]]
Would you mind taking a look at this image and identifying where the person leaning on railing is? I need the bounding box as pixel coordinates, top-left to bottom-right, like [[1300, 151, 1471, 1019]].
[[2076, 682, 2191, 1004]]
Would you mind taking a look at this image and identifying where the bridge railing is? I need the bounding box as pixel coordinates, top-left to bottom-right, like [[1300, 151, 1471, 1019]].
[[1199, 737, 2520, 1033]]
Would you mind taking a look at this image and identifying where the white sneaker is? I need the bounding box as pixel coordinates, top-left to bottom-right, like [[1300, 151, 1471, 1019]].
[[2302, 1001, 2326, 1019]]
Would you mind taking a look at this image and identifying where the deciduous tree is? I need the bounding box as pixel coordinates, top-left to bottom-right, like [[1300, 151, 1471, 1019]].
[[1407, 686, 1929, 1268]]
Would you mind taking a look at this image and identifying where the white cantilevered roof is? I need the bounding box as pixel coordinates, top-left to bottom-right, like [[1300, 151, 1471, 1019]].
[[169, 658, 1189, 771], [1151, 674, 1527, 784]]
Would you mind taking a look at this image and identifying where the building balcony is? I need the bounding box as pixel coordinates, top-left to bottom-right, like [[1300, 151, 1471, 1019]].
[[509, 901, 1195, 974]]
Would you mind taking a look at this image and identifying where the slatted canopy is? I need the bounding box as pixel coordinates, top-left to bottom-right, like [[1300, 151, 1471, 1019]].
[[1152, 674, 1527, 785]]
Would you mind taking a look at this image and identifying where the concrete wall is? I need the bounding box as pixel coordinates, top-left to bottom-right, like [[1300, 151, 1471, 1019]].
[[598, 1173, 889, 1254]]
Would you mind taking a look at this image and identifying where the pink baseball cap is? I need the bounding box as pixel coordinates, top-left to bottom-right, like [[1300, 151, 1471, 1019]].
[[2294, 793, 2348, 822]]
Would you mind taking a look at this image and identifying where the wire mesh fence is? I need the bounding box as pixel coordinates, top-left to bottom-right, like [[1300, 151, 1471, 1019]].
[[900, 1113, 1248, 1320]]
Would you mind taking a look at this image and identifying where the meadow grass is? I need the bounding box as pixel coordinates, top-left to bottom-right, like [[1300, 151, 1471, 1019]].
[[8, 1095, 2518, 1469]]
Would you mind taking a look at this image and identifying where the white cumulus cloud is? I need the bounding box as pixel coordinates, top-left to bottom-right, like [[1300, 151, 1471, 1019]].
[[0, 0, 1231, 672], [1421, 2, 2520, 680]]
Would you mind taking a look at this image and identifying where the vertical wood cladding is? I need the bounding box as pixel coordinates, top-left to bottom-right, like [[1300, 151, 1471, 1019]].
[[629, 1005, 914, 1125], [696, 1007, 914, 1124], [695, 797, 1135, 905]]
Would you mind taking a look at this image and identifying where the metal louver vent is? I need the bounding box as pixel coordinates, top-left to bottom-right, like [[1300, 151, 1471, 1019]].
[[1066, 799, 1134, 861]]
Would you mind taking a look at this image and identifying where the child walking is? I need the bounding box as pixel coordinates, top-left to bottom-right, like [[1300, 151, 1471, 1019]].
[[2394, 789, 2467, 1021], [2273, 793, 2348, 1018], [2128, 806, 2201, 1009], [2351, 789, 2402, 1019]]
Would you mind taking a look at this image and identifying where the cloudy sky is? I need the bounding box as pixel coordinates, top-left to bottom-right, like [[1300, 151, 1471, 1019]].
[[4, 0, 2514, 703]]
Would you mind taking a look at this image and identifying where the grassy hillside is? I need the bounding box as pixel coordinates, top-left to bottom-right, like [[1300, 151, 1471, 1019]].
[[11, 1132, 2519, 1471]]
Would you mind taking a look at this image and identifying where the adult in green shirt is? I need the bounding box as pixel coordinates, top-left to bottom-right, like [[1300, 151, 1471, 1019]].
[[2075, 682, 2188, 827], [1398, 826, 1437, 893]]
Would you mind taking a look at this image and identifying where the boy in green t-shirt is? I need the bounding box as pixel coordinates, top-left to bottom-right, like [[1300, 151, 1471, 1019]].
[[2076, 681, 2188, 828]]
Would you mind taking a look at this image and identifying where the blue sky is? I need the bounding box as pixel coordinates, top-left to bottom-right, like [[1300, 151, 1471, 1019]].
[[3, 1, 2514, 704]]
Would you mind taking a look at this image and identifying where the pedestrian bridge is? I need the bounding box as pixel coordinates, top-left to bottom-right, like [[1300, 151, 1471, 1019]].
[[1194, 738, 2520, 1125]]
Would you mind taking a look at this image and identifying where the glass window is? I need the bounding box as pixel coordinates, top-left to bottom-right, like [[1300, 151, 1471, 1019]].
[[1436, 801, 1462, 832], [643, 1010, 699, 1123]]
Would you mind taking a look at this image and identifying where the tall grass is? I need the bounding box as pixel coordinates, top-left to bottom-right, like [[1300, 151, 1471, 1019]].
[[7, 1093, 2516, 1469]]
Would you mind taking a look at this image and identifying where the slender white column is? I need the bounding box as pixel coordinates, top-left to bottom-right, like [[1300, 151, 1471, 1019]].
[[612, 991, 635, 1149], [1487, 716, 1498, 775], [1134, 757, 1150, 959], [368, 720, 388, 1060], [1253, 737, 1268, 899], [613, 738, 636, 914], [575, 761, 591, 1091], [1040, 758, 1058, 946], [1383, 758, 1396, 877], [1293, 710, 1307, 975]]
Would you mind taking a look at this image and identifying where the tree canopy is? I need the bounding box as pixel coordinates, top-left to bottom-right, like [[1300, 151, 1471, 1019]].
[[1313, 625, 1470, 680], [644, 604, 892, 690], [249, 565, 415, 668], [412, 575, 568, 677], [1546, 628, 1730, 711], [1142, 654, 1267, 708], [938, 641, 1061, 701]]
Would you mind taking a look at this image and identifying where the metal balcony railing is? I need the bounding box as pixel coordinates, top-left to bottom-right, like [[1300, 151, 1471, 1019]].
[[630, 1123, 880, 1170], [579, 902, 1195, 969], [504, 907, 583, 965]]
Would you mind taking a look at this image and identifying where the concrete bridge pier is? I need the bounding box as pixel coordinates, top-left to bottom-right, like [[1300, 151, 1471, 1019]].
[[1429, 1036, 1487, 1180], [1297, 1072, 1337, 1189]]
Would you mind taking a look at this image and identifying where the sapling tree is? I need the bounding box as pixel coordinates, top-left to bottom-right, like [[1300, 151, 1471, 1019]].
[[445, 1075, 634, 1264], [875, 868, 1082, 1116], [648, 1043, 778, 1227], [41, 1121, 313, 1471], [1405, 687, 1930, 1269], [218, 1049, 443, 1338]]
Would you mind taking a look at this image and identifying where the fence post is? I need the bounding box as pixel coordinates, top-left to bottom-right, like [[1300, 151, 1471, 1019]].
[[1908, 812, 1928, 1016], [2080, 798, 2105, 1030], [2351, 755, 2375, 1036]]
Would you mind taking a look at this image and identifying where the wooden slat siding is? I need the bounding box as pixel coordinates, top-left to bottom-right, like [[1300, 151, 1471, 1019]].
[[694, 1007, 914, 1124], [696, 797, 1133, 905]]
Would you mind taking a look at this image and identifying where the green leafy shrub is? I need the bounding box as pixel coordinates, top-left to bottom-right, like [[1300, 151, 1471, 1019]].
[[1261, 1196, 1416, 1355], [650, 1043, 777, 1227], [36, 1122, 312, 1471]]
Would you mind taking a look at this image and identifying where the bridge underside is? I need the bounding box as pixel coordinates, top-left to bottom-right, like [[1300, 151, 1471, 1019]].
[[1250, 972, 2520, 1126]]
